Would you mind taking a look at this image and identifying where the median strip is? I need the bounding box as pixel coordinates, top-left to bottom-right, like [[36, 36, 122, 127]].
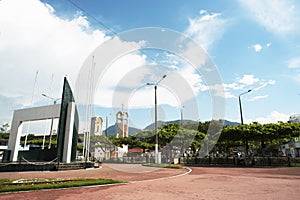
[[0, 178, 124, 193]]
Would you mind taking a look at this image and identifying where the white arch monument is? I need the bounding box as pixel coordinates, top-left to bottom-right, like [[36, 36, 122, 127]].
[[6, 77, 78, 163]]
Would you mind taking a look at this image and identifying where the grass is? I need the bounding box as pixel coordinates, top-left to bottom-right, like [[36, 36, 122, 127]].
[[143, 163, 184, 169], [163, 165, 184, 169], [0, 178, 124, 193], [143, 163, 169, 167]]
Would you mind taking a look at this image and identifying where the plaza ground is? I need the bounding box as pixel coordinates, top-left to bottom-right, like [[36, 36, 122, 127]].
[[0, 164, 300, 200]]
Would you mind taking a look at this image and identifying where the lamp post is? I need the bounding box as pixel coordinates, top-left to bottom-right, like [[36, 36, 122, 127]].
[[238, 89, 252, 155], [180, 106, 184, 127], [105, 116, 108, 137], [147, 74, 167, 164], [42, 93, 61, 105], [42, 93, 61, 149]]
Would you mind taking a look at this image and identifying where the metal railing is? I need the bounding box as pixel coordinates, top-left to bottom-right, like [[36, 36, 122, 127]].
[[179, 156, 300, 167]]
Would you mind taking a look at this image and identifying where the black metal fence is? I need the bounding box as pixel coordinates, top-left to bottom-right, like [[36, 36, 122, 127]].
[[179, 156, 300, 167], [102, 156, 156, 164], [0, 160, 93, 172]]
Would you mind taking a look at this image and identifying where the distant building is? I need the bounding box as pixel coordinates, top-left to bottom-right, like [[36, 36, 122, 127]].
[[289, 114, 300, 123], [115, 111, 128, 137], [117, 144, 128, 158], [90, 117, 103, 136], [281, 114, 300, 157], [90, 116, 105, 161]]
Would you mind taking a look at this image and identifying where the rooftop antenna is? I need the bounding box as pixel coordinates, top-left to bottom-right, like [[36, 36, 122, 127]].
[[24, 70, 39, 146], [42, 74, 54, 149], [85, 56, 95, 161], [122, 104, 124, 137]]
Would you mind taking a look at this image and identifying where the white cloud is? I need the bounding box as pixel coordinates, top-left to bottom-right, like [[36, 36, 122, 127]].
[[250, 42, 272, 52], [239, 0, 300, 36], [238, 74, 259, 85], [70, 15, 90, 30], [253, 80, 276, 91], [185, 10, 229, 50], [248, 95, 268, 101], [176, 64, 208, 93], [95, 60, 205, 109], [0, 95, 24, 124], [210, 74, 275, 99], [0, 2, 227, 126], [93, 53, 147, 107], [288, 57, 300, 68], [0, 0, 148, 124], [245, 111, 290, 124], [207, 84, 234, 99], [216, 90, 236, 99], [199, 10, 207, 15], [253, 44, 262, 52], [0, 0, 108, 98], [291, 73, 300, 84]]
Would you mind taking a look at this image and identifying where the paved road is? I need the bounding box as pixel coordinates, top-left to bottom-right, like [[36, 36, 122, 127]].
[[1, 165, 300, 200]]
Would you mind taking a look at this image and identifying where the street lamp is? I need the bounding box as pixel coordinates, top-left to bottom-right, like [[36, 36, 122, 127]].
[[238, 89, 252, 155], [180, 106, 184, 127], [42, 93, 61, 104], [147, 74, 167, 164], [105, 113, 112, 137], [42, 93, 61, 149]]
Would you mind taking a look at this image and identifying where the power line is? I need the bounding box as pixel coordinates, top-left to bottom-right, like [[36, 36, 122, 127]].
[[66, 0, 117, 35], [65, 0, 170, 121], [64, 0, 161, 64]]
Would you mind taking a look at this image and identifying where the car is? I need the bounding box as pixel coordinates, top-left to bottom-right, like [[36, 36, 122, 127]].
[[233, 151, 245, 159], [233, 151, 245, 165]]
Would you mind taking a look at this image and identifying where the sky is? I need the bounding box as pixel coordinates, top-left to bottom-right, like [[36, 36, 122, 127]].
[[1, 0, 300, 134]]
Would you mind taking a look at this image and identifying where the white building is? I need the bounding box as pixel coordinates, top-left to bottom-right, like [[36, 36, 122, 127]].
[[115, 111, 128, 138], [289, 114, 300, 123], [281, 114, 300, 157], [90, 117, 106, 161], [90, 117, 103, 136]]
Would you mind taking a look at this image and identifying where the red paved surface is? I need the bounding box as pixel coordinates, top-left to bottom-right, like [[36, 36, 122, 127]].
[[0, 164, 186, 182], [1, 165, 300, 200]]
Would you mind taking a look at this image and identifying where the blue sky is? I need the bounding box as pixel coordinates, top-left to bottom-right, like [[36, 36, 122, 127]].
[[1, 0, 300, 134]]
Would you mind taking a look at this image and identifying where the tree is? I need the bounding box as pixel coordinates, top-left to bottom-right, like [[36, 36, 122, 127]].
[[0, 124, 10, 141], [90, 135, 115, 153], [0, 123, 10, 134], [133, 130, 155, 144], [217, 121, 300, 156]]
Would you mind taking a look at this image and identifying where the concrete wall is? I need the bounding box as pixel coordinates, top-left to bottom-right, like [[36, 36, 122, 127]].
[[7, 104, 61, 162]]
